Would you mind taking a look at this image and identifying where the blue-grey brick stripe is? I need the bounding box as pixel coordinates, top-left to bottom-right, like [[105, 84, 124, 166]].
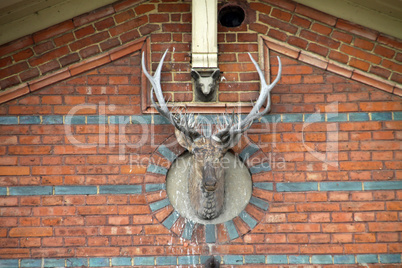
[[320, 181, 362, 191], [2, 255, 401, 266], [145, 183, 165, 192], [162, 211, 180, 230], [239, 210, 258, 229], [253, 182, 274, 191], [249, 196, 269, 211], [89, 258, 109, 267], [146, 164, 168, 175], [239, 144, 259, 162], [55, 186, 97, 195], [157, 145, 177, 162], [9, 186, 53, 196], [224, 220, 239, 240], [205, 224, 216, 243], [111, 257, 131, 266], [267, 255, 288, 264], [0, 112, 399, 125], [1, 181, 401, 197], [134, 257, 154, 266], [99, 185, 141, 194], [249, 163, 271, 174], [181, 220, 195, 240], [277, 182, 318, 192], [149, 198, 170, 212]]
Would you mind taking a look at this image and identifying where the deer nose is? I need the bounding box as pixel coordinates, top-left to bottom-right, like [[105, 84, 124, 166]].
[[203, 162, 217, 191], [204, 176, 217, 191]]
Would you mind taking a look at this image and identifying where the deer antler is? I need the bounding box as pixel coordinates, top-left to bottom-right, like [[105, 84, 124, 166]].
[[212, 53, 282, 144], [141, 50, 201, 141]]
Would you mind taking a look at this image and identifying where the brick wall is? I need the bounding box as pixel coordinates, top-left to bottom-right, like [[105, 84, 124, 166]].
[[0, 0, 401, 267]]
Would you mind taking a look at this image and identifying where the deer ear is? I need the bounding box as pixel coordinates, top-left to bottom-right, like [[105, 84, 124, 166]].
[[191, 70, 201, 80], [175, 128, 192, 150], [211, 69, 220, 80]]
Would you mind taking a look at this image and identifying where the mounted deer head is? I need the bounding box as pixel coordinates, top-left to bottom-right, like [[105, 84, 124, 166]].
[[191, 68, 220, 102], [142, 50, 281, 220]]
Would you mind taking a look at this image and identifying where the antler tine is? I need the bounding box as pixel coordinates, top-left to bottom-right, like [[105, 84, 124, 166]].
[[212, 54, 281, 142], [142, 50, 201, 140], [142, 49, 170, 116], [238, 54, 282, 130]]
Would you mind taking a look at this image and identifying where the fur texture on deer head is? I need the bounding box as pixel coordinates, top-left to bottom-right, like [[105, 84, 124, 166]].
[[142, 50, 281, 220]]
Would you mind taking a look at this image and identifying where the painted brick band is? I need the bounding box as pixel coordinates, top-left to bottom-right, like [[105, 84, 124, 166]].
[[0, 112, 399, 125], [1, 254, 400, 266]]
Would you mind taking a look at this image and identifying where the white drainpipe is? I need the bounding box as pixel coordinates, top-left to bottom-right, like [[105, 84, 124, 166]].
[[192, 0, 218, 68]]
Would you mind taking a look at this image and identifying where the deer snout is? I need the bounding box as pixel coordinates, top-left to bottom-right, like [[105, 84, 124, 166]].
[[203, 162, 217, 191], [204, 176, 217, 191]]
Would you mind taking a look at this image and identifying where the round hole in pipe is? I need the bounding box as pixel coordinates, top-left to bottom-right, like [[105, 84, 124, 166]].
[[218, 4, 245, 28]]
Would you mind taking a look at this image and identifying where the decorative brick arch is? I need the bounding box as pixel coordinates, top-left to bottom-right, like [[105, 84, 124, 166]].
[[0, 37, 149, 104], [143, 133, 274, 243]]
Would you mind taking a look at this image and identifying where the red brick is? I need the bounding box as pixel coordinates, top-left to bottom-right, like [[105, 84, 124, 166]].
[[29, 46, 70, 67], [0, 62, 29, 78], [300, 30, 340, 49], [332, 30, 353, 43], [74, 25, 96, 39], [9, 227, 52, 237], [291, 15, 311, 28], [95, 17, 115, 31], [158, 3, 190, 12], [297, 203, 340, 212], [355, 233, 376, 243], [354, 38, 375, 50], [336, 19, 378, 40], [288, 234, 308, 243], [250, 3, 272, 15], [259, 14, 298, 34], [33, 20, 75, 43], [0, 56, 12, 68], [111, 16, 149, 37], [268, 29, 288, 41], [135, 4, 156, 15], [312, 23, 332, 35], [296, 4, 336, 25], [301, 244, 343, 254], [349, 58, 370, 71], [345, 243, 387, 254], [310, 213, 330, 222], [149, 13, 169, 23], [272, 8, 292, 22], [249, 22, 268, 34], [341, 45, 381, 64], [378, 35, 402, 50], [359, 101, 402, 112], [340, 122, 382, 131], [262, 0, 296, 11], [0, 35, 33, 57], [13, 48, 34, 62], [77, 206, 118, 215], [0, 76, 20, 90], [323, 223, 365, 233], [88, 237, 109, 246], [308, 43, 329, 57], [76, 247, 120, 257], [255, 244, 298, 254], [378, 233, 399, 242], [73, 6, 115, 27], [382, 59, 402, 73], [377, 211, 398, 221]]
